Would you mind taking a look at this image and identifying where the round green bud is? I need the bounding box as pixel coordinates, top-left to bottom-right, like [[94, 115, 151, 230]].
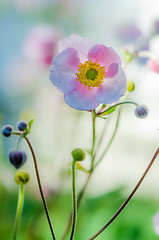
[[127, 80, 135, 92], [14, 170, 30, 185], [71, 148, 85, 162]]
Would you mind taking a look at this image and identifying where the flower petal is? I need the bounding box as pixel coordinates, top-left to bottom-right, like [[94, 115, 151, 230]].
[[49, 48, 80, 93], [58, 34, 95, 62], [64, 82, 99, 110], [96, 63, 126, 104], [88, 44, 121, 71]]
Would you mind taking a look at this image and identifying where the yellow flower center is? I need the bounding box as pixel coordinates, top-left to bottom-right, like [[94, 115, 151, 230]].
[[76, 60, 106, 89]]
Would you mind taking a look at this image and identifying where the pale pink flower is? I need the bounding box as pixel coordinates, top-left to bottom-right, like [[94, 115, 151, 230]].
[[49, 34, 126, 111]]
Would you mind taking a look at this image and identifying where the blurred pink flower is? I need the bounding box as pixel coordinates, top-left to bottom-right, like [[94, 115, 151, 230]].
[[23, 25, 61, 67], [148, 59, 159, 73], [148, 35, 159, 73]]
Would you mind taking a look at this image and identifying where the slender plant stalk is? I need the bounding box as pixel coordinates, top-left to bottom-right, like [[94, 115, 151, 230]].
[[89, 147, 159, 240], [97, 101, 138, 117], [13, 132, 56, 239], [13, 185, 24, 240], [24, 136, 56, 240], [16, 134, 24, 150], [94, 107, 122, 168], [70, 160, 77, 240], [61, 172, 92, 240], [61, 111, 96, 240], [90, 110, 96, 171], [94, 117, 109, 155], [137, 50, 156, 60], [61, 107, 121, 240]]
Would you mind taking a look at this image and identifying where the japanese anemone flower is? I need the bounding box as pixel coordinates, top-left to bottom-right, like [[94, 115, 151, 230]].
[[23, 25, 60, 67], [49, 34, 126, 110]]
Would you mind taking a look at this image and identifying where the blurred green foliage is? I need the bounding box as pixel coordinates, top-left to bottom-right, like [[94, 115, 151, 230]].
[[0, 184, 158, 240]]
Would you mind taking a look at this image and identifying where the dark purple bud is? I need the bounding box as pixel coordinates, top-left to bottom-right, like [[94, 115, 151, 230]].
[[9, 150, 27, 169], [17, 121, 27, 131], [1, 125, 13, 137], [135, 105, 148, 119]]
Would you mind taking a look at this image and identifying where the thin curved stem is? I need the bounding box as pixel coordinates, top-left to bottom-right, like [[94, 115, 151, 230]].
[[94, 118, 109, 155], [24, 136, 56, 240], [97, 101, 138, 117], [13, 185, 24, 240], [61, 111, 96, 240], [61, 172, 92, 240], [89, 147, 159, 240], [16, 134, 24, 150], [90, 110, 96, 171], [94, 107, 122, 168], [137, 50, 156, 60], [70, 160, 77, 240]]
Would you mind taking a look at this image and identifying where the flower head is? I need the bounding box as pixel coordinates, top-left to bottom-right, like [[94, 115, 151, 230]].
[[49, 34, 126, 110]]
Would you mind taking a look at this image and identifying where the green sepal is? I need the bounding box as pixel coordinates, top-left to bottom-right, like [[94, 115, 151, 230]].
[[28, 119, 34, 132], [85, 149, 92, 155], [99, 106, 116, 116], [100, 104, 107, 111], [23, 119, 34, 137], [97, 116, 107, 120], [76, 162, 89, 173]]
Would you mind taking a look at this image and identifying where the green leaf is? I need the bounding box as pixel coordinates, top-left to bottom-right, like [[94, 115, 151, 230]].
[[23, 119, 34, 137], [76, 162, 88, 173], [99, 106, 116, 116], [28, 119, 34, 132], [123, 49, 136, 63], [85, 149, 92, 155], [98, 116, 107, 120]]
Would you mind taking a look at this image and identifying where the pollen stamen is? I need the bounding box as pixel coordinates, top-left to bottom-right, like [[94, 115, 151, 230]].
[[76, 60, 106, 89]]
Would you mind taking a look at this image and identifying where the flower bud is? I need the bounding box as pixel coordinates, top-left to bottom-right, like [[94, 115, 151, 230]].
[[9, 150, 27, 169], [17, 121, 28, 131], [1, 125, 13, 137], [135, 105, 148, 119], [15, 170, 30, 185], [71, 148, 85, 162], [127, 80, 135, 92]]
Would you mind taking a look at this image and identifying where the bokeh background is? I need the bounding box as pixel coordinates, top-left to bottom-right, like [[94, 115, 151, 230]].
[[0, 0, 159, 239]]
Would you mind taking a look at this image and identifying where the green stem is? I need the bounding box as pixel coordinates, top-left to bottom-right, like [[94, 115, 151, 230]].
[[94, 107, 122, 168], [97, 101, 138, 117], [13, 185, 24, 240], [13, 132, 56, 239], [89, 147, 159, 240], [70, 160, 77, 240], [61, 172, 92, 240], [16, 134, 24, 150], [90, 110, 96, 171], [24, 136, 56, 240], [61, 111, 96, 240], [94, 117, 110, 157], [137, 50, 156, 60]]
